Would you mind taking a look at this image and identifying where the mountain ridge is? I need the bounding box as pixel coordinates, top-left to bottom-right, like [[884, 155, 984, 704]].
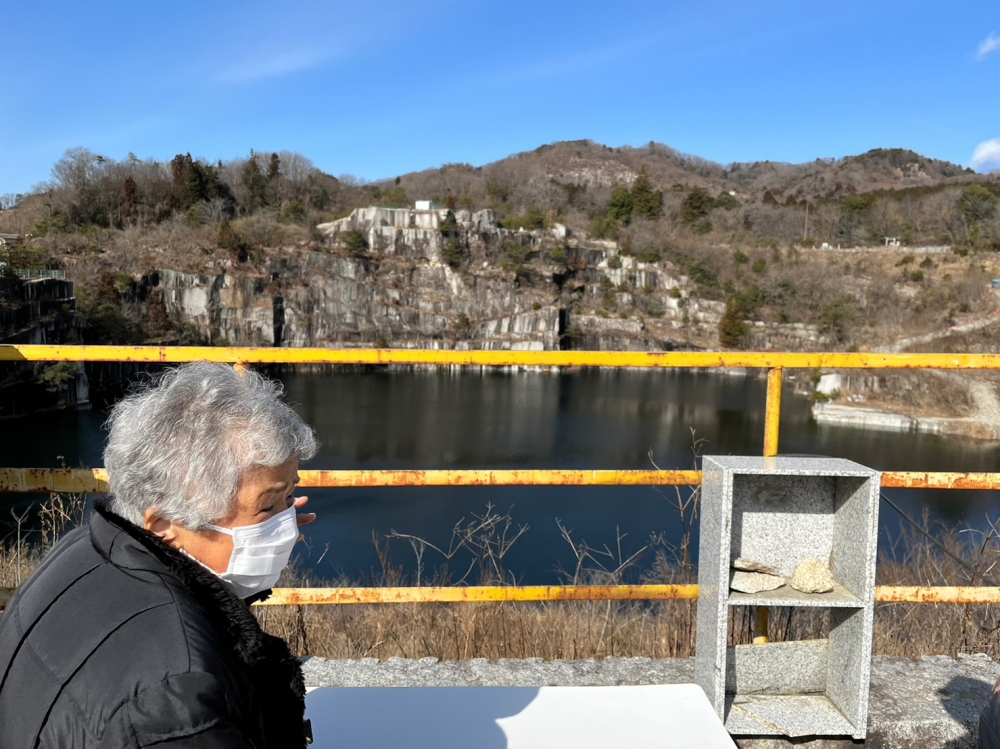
[[387, 140, 980, 205]]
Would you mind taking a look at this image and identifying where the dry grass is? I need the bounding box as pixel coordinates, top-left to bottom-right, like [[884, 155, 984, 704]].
[[258, 504, 1000, 662], [257, 588, 698, 662], [0, 492, 86, 589], [4, 494, 1000, 662], [829, 370, 977, 420]]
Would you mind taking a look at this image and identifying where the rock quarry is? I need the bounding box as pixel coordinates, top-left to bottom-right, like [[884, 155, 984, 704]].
[[140, 206, 827, 353]]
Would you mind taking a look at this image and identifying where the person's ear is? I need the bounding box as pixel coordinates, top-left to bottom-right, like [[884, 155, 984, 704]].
[[144, 508, 176, 542]]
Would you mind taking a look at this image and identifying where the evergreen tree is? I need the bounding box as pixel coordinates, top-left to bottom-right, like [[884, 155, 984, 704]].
[[241, 151, 267, 212], [681, 188, 714, 225], [712, 192, 739, 211], [170, 154, 201, 211], [170, 153, 232, 212], [957, 184, 998, 224], [267, 153, 281, 182], [630, 170, 663, 220], [719, 297, 749, 347], [607, 185, 633, 223], [442, 238, 467, 267], [440, 210, 458, 236], [380, 186, 409, 208]]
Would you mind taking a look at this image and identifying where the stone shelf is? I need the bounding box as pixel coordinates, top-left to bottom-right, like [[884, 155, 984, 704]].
[[727, 583, 862, 608], [695, 456, 881, 741], [724, 694, 856, 738]]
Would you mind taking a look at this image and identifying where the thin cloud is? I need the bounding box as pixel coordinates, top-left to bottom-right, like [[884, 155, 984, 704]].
[[977, 32, 1000, 61], [971, 139, 1000, 172], [216, 46, 334, 84], [209, 1, 438, 86]]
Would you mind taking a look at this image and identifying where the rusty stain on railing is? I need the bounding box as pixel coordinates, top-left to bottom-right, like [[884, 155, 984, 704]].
[[0, 468, 705, 494], [880, 472, 1000, 491], [248, 585, 1000, 606], [3, 585, 998, 610], [5, 344, 1000, 370], [256, 585, 701, 606], [4, 344, 1000, 609], [6, 468, 1000, 494], [0, 468, 608, 493]]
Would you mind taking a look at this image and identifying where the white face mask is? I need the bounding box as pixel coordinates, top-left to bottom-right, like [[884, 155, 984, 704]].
[[207, 504, 299, 598]]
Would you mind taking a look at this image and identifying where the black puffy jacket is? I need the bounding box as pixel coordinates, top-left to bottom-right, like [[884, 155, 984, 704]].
[[0, 502, 309, 748], [983, 689, 1000, 748]]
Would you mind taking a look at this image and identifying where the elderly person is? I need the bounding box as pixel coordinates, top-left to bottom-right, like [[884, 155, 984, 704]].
[[0, 362, 318, 748]]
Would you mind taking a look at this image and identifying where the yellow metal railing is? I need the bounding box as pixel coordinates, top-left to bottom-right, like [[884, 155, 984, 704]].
[[3, 344, 1000, 369], [3, 344, 1000, 607]]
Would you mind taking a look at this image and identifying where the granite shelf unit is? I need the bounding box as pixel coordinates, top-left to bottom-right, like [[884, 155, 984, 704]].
[[694, 456, 880, 741]]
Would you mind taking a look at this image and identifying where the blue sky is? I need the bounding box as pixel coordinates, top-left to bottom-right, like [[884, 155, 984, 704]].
[[2, 0, 999, 195]]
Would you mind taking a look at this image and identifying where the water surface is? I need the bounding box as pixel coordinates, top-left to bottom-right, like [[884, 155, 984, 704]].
[[2, 369, 998, 583]]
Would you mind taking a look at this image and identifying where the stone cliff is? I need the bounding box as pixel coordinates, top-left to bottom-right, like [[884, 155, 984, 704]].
[[0, 276, 87, 416], [143, 206, 827, 353]]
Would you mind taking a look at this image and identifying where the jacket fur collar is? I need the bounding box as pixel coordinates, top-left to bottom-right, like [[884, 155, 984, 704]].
[[91, 500, 308, 747]]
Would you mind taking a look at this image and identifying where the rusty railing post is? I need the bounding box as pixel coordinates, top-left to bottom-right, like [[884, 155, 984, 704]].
[[763, 367, 783, 458], [756, 367, 784, 643]]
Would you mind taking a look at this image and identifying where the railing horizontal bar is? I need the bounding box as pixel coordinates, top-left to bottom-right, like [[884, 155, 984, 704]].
[[6, 344, 1000, 369], [880, 472, 1000, 490], [256, 585, 700, 605], [5, 468, 1000, 494], [250, 585, 1000, 606], [875, 586, 1000, 604], [3, 584, 996, 611], [9, 468, 1000, 494]]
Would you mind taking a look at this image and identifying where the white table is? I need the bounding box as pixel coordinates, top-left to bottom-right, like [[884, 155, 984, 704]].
[[305, 683, 735, 748]]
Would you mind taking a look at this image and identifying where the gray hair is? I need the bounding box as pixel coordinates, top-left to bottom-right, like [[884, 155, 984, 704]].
[[104, 362, 318, 529]]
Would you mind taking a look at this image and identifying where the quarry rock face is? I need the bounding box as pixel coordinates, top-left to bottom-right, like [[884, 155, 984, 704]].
[[146, 207, 828, 352]]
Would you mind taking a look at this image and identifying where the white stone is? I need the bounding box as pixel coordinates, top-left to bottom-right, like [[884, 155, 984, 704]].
[[730, 571, 786, 594], [733, 558, 782, 576], [788, 558, 836, 594]]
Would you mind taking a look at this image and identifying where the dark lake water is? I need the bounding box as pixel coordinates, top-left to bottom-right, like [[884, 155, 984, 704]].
[[3, 369, 1000, 584]]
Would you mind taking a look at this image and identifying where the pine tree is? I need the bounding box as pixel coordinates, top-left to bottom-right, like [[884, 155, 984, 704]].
[[630, 170, 663, 220], [241, 151, 267, 212], [170, 154, 203, 211], [718, 298, 749, 347], [607, 185, 633, 223], [440, 210, 458, 237], [267, 153, 281, 182], [681, 188, 713, 225]]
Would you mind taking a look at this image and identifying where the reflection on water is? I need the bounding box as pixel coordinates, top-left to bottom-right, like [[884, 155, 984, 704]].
[[2, 369, 999, 583]]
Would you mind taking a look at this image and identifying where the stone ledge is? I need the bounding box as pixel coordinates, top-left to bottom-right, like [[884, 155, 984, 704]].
[[302, 653, 999, 748]]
